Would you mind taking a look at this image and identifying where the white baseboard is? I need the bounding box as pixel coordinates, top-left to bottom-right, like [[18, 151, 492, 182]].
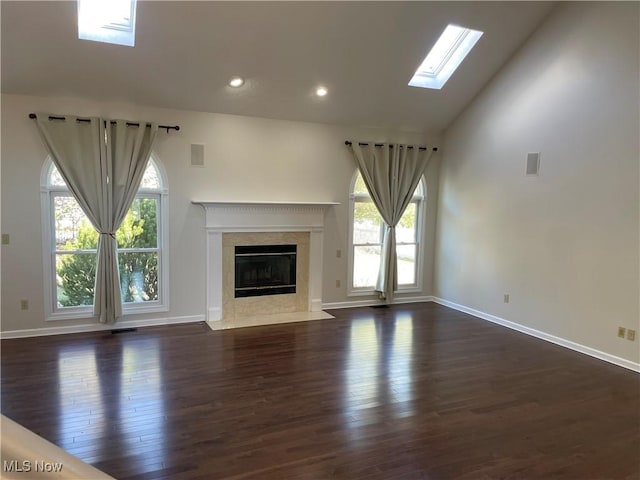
[[431, 297, 640, 373], [0, 315, 205, 339], [6, 297, 637, 373], [323, 295, 434, 310]]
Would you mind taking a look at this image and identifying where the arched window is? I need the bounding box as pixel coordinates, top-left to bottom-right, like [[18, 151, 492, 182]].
[[348, 171, 425, 294], [41, 156, 169, 320]]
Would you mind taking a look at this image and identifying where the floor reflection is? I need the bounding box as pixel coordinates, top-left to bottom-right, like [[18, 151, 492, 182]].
[[57, 344, 105, 451], [117, 339, 165, 458], [345, 318, 380, 416], [388, 313, 414, 413], [343, 311, 415, 438], [56, 336, 165, 470]]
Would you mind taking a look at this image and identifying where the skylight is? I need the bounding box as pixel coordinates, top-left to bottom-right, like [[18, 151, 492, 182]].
[[77, 0, 137, 47], [408, 24, 483, 90]]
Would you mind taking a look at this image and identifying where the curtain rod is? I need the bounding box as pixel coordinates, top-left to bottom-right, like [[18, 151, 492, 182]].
[[28, 113, 180, 133], [344, 140, 437, 152]]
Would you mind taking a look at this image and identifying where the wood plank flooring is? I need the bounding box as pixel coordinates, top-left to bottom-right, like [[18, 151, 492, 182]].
[[2, 303, 639, 479]]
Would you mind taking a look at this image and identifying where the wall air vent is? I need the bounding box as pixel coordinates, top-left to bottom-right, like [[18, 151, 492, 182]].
[[526, 152, 540, 176], [191, 144, 205, 167]]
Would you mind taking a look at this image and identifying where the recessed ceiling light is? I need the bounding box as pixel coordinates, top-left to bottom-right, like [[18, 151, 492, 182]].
[[408, 24, 483, 90], [316, 86, 328, 97], [229, 76, 245, 88]]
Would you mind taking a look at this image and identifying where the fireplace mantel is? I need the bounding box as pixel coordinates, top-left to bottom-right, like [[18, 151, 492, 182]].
[[193, 201, 338, 321], [193, 201, 339, 232], [193, 201, 339, 206]]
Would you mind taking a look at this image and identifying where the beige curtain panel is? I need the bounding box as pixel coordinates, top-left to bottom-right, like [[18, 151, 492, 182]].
[[35, 113, 158, 324], [348, 142, 434, 301]]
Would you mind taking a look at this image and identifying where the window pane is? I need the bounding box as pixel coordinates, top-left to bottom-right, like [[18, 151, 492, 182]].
[[354, 172, 423, 197], [397, 244, 417, 285], [56, 253, 96, 307], [353, 245, 381, 288], [414, 180, 424, 197], [353, 201, 383, 244], [139, 162, 160, 189], [354, 173, 369, 195], [119, 252, 158, 303], [53, 196, 98, 250], [49, 164, 66, 187], [396, 203, 417, 244], [117, 197, 158, 248]]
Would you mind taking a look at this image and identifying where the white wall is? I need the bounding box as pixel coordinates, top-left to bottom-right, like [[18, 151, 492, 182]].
[[435, 2, 639, 364], [1, 94, 439, 333]]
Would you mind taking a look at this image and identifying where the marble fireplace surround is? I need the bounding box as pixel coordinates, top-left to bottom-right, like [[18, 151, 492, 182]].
[[193, 201, 338, 327]]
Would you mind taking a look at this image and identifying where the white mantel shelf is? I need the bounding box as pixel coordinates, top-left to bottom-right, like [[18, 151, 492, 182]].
[[192, 201, 339, 233], [192, 201, 340, 207], [193, 200, 338, 322]]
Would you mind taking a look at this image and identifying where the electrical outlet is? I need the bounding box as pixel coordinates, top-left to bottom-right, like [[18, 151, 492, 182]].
[[1, 234, 9, 245], [618, 326, 626, 338], [336, 279, 341, 288], [336, 249, 342, 258], [627, 329, 636, 341], [503, 294, 510, 304], [20, 299, 29, 311]]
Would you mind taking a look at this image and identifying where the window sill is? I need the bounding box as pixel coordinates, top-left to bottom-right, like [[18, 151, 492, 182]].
[[347, 289, 378, 298], [396, 286, 422, 295], [347, 286, 421, 298], [123, 303, 169, 316], [46, 303, 169, 322], [46, 310, 97, 322]]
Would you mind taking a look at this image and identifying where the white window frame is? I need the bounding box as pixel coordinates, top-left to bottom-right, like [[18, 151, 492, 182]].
[[347, 170, 425, 297], [40, 155, 170, 321], [77, 0, 137, 47], [408, 24, 483, 90]]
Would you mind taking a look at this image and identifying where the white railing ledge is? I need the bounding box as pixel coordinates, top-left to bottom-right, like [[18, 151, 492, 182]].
[[1, 415, 116, 479]]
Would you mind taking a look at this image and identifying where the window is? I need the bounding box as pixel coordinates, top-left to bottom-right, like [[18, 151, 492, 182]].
[[41, 156, 168, 320], [77, 0, 137, 47], [408, 24, 483, 90], [348, 171, 425, 294]]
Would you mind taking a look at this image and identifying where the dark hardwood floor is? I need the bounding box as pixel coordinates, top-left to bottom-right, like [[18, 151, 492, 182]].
[[2, 303, 639, 479]]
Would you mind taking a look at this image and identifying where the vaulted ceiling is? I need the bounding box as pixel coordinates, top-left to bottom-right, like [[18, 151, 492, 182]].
[[1, 1, 556, 134]]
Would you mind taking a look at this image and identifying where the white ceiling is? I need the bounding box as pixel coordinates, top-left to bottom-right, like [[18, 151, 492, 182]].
[[1, 1, 556, 134]]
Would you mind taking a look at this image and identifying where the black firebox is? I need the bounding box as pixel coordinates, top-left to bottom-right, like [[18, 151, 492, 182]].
[[234, 244, 297, 298]]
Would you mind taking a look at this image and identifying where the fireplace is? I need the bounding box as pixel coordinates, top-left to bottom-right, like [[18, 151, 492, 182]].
[[192, 200, 338, 321], [234, 244, 297, 297]]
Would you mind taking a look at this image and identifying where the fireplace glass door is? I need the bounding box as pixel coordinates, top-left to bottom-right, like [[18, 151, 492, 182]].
[[234, 244, 297, 297]]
